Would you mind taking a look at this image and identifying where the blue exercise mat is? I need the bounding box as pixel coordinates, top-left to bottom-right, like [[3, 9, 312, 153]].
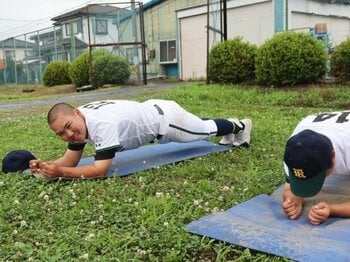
[[186, 175, 350, 262], [77, 140, 232, 177]]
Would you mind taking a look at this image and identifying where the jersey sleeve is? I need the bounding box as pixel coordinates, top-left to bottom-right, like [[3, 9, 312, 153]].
[[68, 142, 86, 151]]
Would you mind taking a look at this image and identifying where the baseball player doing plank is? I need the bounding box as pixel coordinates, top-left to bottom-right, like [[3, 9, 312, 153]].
[[283, 110, 350, 225], [29, 99, 252, 180]]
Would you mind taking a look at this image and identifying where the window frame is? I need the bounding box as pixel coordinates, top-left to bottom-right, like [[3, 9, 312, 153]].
[[95, 19, 108, 35], [159, 39, 177, 64]]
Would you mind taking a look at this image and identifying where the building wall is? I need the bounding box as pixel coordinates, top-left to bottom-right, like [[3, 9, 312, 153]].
[[143, 0, 206, 78], [178, 0, 273, 81], [178, 0, 350, 81], [289, 0, 350, 46]]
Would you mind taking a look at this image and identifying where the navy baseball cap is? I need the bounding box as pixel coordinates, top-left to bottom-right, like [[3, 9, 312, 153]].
[[284, 129, 333, 197], [2, 150, 36, 174]]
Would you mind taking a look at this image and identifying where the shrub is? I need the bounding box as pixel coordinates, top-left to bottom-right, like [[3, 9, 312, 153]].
[[93, 51, 131, 87], [209, 37, 257, 84], [42, 61, 71, 87], [330, 38, 350, 82], [69, 49, 131, 88], [255, 31, 327, 86], [69, 52, 91, 87]]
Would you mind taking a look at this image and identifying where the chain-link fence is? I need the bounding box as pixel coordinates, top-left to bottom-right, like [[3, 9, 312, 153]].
[[0, 2, 146, 86]]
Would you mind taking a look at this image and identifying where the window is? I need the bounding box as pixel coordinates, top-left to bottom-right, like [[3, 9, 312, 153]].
[[159, 40, 176, 64], [5, 50, 15, 59], [96, 19, 108, 34], [65, 19, 83, 37]]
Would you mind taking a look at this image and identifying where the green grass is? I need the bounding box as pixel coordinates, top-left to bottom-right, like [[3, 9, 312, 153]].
[[0, 83, 349, 261]]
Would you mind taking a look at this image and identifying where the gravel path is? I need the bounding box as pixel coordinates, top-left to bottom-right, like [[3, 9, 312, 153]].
[[0, 81, 185, 113]]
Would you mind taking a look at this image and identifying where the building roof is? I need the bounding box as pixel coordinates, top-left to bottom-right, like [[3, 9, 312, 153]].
[[0, 38, 34, 48], [51, 4, 129, 25]]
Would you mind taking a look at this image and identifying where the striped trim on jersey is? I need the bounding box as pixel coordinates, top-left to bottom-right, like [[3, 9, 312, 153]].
[[95, 145, 123, 161], [169, 124, 217, 136]]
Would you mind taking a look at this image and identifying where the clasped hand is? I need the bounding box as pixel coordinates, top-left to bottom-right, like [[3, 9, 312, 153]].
[[29, 159, 60, 179], [283, 198, 330, 225]]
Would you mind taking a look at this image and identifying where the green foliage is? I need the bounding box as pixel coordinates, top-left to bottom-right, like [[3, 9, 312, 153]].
[[255, 31, 328, 86], [330, 37, 350, 82], [42, 61, 71, 87], [69, 49, 131, 88], [69, 52, 91, 87], [93, 50, 131, 87], [3, 83, 350, 260], [209, 37, 257, 84]]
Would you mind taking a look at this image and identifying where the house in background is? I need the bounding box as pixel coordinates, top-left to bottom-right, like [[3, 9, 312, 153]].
[[0, 38, 35, 84], [51, 4, 129, 62]]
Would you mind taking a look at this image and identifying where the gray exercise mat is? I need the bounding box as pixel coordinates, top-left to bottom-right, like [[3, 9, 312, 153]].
[[186, 174, 350, 262], [77, 140, 232, 177]]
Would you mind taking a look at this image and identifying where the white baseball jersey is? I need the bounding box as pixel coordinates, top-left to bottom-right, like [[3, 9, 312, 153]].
[[284, 111, 350, 176], [76, 99, 217, 160]]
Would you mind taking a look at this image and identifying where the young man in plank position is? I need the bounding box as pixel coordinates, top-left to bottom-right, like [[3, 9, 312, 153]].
[[283, 111, 350, 225], [28, 99, 252, 180]]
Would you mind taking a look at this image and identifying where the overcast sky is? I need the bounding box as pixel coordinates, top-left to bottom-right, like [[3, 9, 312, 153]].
[[0, 0, 149, 40]]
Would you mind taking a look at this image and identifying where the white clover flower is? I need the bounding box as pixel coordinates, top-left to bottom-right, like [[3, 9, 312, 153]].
[[127, 198, 133, 203], [212, 207, 219, 213], [13, 229, 18, 234], [90, 221, 96, 225], [20, 220, 27, 227], [139, 250, 147, 256], [13, 200, 20, 205], [163, 222, 169, 226], [193, 200, 199, 206], [183, 180, 188, 185], [85, 233, 95, 241], [69, 189, 74, 194], [204, 202, 209, 206], [222, 186, 230, 192], [155, 192, 163, 198], [0, 181, 4, 186], [79, 253, 89, 259], [218, 196, 224, 201], [134, 202, 139, 206], [138, 176, 144, 182], [43, 195, 50, 201]]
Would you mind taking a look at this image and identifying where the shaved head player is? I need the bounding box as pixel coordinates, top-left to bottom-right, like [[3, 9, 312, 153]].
[[29, 99, 252, 180]]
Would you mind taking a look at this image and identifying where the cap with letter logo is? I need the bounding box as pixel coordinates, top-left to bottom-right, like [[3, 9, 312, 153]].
[[284, 129, 333, 197]]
